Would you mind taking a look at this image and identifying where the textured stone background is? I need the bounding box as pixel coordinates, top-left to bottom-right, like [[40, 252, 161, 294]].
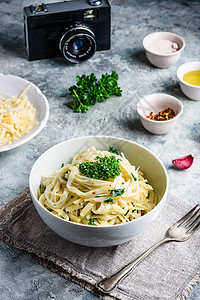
[[0, 0, 200, 299]]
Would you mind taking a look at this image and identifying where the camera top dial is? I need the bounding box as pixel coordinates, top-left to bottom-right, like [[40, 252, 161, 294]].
[[88, 0, 102, 6], [59, 24, 97, 63]]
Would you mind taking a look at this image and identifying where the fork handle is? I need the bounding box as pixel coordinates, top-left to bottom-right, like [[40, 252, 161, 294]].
[[96, 237, 171, 293]]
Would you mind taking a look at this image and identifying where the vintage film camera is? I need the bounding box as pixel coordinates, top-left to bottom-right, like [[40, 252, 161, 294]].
[[23, 0, 111, 63]]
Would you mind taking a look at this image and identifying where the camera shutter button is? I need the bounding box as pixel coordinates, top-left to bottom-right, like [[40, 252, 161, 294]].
[[88, 0, 102, 6]]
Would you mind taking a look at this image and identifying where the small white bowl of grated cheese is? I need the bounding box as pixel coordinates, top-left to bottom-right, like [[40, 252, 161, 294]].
[[0, 73, 49, 152]]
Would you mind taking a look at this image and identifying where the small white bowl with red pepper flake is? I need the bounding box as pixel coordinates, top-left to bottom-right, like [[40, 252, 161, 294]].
[[137, 93, 183, 134]]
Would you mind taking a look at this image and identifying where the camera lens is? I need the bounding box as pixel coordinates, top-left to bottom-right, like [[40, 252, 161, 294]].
[[70, 38, 88, 56], [59, 25, 97, 63], [72, 39, 84, 53]]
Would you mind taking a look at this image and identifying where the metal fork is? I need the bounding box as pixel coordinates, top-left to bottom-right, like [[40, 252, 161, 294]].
[[96, 204, 200, 294]]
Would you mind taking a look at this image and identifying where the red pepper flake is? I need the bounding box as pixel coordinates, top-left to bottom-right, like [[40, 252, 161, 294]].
[[92, 191, 96, 194], [146, 107, 176, 121]]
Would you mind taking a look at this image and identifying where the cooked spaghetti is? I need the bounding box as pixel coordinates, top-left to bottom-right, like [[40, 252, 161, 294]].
[[38, 146, 157, 226]]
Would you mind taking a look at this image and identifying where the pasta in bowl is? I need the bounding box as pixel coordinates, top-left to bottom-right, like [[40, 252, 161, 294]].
[[29, 136, 168, 247], [38, 147, 157, 226]]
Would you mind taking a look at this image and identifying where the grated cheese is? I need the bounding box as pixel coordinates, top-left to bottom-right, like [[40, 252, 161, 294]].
[[0, 93, 38, 146]]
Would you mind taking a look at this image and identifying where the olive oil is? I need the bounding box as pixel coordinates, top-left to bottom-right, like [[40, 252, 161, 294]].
[[183, 70, 200, 86]]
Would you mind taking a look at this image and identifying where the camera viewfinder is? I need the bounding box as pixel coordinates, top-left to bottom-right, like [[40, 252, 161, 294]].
[[84, 9, 97, 20]]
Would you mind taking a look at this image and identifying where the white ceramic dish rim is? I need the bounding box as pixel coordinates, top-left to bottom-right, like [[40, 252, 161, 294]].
[[137, 93, 183, 123], [177, 61, 200, 89], [0, 73, 49, 152], [29, 135, 169, 229], [143, 31, 185, 57]]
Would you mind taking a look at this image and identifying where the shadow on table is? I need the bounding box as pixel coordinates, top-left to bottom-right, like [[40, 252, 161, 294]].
[[164, 82, 186, 99], [126, 49, 155, 68], [120, 115, 152, 136], [0, 32, 25, 59], [0, 29, 74, 67]]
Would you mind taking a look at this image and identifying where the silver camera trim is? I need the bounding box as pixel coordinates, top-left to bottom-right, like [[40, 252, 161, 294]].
[[59, 24, 97, 63]]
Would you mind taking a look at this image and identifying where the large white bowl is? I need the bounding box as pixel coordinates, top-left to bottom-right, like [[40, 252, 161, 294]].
[[177, 61, 200, 101], [143, 32, 185, 68], [29, 136, 168, 247], [0, 73, 49, 152]]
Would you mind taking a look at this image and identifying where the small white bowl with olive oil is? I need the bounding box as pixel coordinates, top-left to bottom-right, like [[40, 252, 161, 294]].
[[177, 61, 200, 101]]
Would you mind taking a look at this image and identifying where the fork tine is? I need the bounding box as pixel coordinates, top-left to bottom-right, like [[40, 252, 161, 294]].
[[185, 208, 200, 228], [176, 204, 199, 227], [186, 213, 200, 234], [187, 220, 200, 236]]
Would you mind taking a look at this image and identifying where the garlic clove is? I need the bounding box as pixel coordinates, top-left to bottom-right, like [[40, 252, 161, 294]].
[[172, 42, 179, 50], [172, 154, 194, 170]]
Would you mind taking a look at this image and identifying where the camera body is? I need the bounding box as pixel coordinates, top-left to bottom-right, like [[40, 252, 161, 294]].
[[23, 0, 111, 63]]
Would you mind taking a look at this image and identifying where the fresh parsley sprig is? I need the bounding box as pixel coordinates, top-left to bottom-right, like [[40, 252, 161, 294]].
[[68, 71, 122, 113]]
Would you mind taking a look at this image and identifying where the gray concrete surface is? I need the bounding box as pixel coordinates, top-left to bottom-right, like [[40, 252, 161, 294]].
[[0, 0, 200, 299]]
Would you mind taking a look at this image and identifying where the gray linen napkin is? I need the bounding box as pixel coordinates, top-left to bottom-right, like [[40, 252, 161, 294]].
[[0, 187, 199, 300]]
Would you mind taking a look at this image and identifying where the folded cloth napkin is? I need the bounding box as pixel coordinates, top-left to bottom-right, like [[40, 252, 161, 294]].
[[0, 187, 199, 300]]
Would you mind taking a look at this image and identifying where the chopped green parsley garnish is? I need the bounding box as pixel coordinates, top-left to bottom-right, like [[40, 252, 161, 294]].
[[89, 218, 94, 225], [104, 197, 114, 203], [108, 145, 119, 155], [61, 163, 64, 168], [109, 188, 125, 197], [79, 156, 121, 181], [131, 172, 137, 181], [39, 182, 45, 193]]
